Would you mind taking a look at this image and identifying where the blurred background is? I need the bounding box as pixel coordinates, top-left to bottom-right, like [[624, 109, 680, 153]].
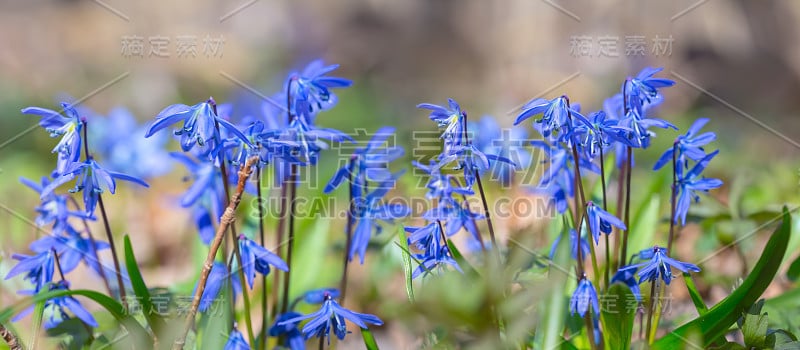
[[2, 0, 800, 348]]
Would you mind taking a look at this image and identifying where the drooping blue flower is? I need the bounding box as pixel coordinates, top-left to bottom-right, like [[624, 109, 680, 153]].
[[585, 202, 626, 244], [549, 229, 590, 261], [303, 288, 341, 304], [171, 153, 225, 243], [653, 118, 716, 171], [423, 204, 483, 241], [528, 140, 599, 214], [413, 160, 473, 202], [223, 328, 250, 350], [22, 103, 83, 176], [41, 159, 148, 216], [349, 185, 411, 264], [631, 246, 700, 285], [238, 235, 289, 289], [5, 250, 56, 293], [571, 111, 633, 160], [145, 98, 252, 158], [674, 150, 723, 225], [12, 281, 98, 329], [286, 60, 352, 122], [195, 262, 242, 312], [514, 95, 590, 140], [325, 126, 404, 194], [29, 226, 109, 276], [406, 222, 441, 252], [623, 67, 675, 114], [444, 143, 515, 186], [279, 289, 382, 343], [570, 277, 600, 318], [261, 116, 353, 167], [90, 107, 173, 179], [412, 234, 463, 279], [269, 312, 305, 350], [418, 99, 464, 153], [20, 176, 93, 233], [611, 266, 642, 301]]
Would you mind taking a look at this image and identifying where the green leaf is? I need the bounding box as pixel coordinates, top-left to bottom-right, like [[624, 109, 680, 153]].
[[787, 254, 800, 282], [742, 312, 768, 348], [445, 239, 479, 277], [628, 195, 661, 255], [361, 328, 380, 350], [30, 290, 46, 348], [539, 226, 571, 350], [682, 273, 708, 315], [651, 206, 792, 349], [601, 283, 636, 349], [395, 239, 415, 303], [776, 341, 800, 350], [123, 235, 167, 335], [0, 289, 152, 349]]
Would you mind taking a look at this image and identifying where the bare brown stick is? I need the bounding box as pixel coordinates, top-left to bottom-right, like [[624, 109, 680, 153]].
[[173, 156, 259, 350], [0, 323, 23, 350]]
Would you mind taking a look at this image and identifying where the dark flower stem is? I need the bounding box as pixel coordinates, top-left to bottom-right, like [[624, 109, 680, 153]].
[[448, 177, 486, 251], [338, 159, 356, 304], [612, 161, 626, 271], [256, 164, 269, 350], [620, 146, 633, 274], [666, 143, 678, 255], [52, 248, 67, 282], [66, 196, 113, 297], [82, 121, 127, 310], [460, 111, 499, 262], [272, 184, 287, 316], [174, 157, 258, 350], [232, 238, 256, 344], [644, 280, 658, 343], [599, 147, 610, 288], [280, 164, 298, 314]]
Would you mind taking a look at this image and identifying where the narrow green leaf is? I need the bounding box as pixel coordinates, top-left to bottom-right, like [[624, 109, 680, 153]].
[[0, 289, 151, 348], [601, 283, 636, 349], [361, 328, 380, 350], [30, 293, 45, 349], [651, 207, 792, 349], [540, 226, 570, 350], [395, 239, 415, 303], [682, 273, 708, 315], [123, 235, 166, 334]]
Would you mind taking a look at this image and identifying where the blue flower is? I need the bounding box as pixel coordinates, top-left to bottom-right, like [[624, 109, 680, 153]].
[[412, 234, 463, 279], [238, 235, 289, 289], [413, 160, 473, 202], [549, 229, 590, 261], [631, 246, 700, 285], [171, 153, 225, 243], [20, 176, 93, 232], [12, 281, 98, 329], [195, 262, 242, 312], [418, 99, 464, 152], [303, 288, 341, 304], [269, 312, 305, 350], [514, 96, 589, 139], [145, 98, 252, 158], [571, 111, 632, 160], [22, 103, 83, 176], [585, 202, 626, 244], [279, 289, 382, 343], [263, 116, 353, 167], [350, 186, 411, 264], [5, 250, 55, 292], [223, 328, 250, 350], [406, 222, 441, 253], [675, 150, 723, 225], [29, 225, 109, 276], [444, 143, 515, 186], [325, 126, 404, 194], [287, 60, 352, 121], [42, 159, 149, 216], [90, 107, 173, 179], [653, 118, 716, 171], [611, 266, 642, 301], [470, 116, 531, 186], [623, 67, 675, 114], [423, 204, 483, 241], [570, 277, 600, 318]]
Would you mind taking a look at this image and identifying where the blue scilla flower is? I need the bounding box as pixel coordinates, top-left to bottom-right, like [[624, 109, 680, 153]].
[[223, 328, 250, 350], [5, 250, 55, 292], [238, 235, 288, 289], [264, 116, 353, 167], [549, 229, 590, 261], [413, 160, 473, 202], [675, 150, 723, 225], [350, 186, 411, 264], [623, 67, 675, 114], [279, 289, 382, 343], [654, 118, 716, 171], [195, 262, 242, 312], [13, 281, 98, 329], [611, 266, 642, 301], [412, 234, 463, 279], [303, 288, 341, 304], [585, 202, 626, 244], [418, 99, 465, 152], [618, 107, 677, 149], [270, 312, 305, 350], [572, 111, 633, 160], [325, 126, 404, 194], [570, 277, 600, 318], [287, 60, 352, 122], [171, 153, 225, 243], [90, 107, 173, 179], [444, 143, 515, 186], [29, 226, 109, 276], [470, 116, 531, 186], [514, 95, 590, 140], [146, 98, 252, 158], [20, 177, 93, 233], [406, 222, 440, 252], [22, 103, 83, 176], [423, 204, 483, 241], [632, 246, 700, 285], [42, 159, 149, 216]]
